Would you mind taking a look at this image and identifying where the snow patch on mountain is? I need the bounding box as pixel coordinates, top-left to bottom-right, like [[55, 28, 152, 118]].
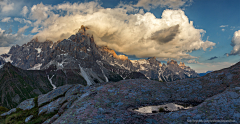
[[47, 75, 56, 89], [28, 63, 42, 70], [113, 62, 131, 71], [138, 59, 150, 65], [3, 54, 13, 63], [78, 64, 93, 86], [96, 60, 109, 82], [0, 64, 3, 69], [35, 48, 42, 53]]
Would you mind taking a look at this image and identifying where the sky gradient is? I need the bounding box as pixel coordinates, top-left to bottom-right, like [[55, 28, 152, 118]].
[[0, 0, 240, 73]]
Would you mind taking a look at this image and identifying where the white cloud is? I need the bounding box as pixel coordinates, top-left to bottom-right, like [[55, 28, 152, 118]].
[[0, 28, 32, 47], [0, 1, 14, 12], [220, 25, 228, 28], [134, 0, 192, 10], [0, 47, 11, 55], [21, 6, 28, 17], [0, 0, 29, 17], [17, 25, 29, 34], [1, 17, 11, 22], [31, 27, 38, 33], [187, 59, 199, 63], [222, 29, 225, 32], [30, 2, 52, 21], [14, 18, 32, 24], [229, 30, 240, 55], [29, 2, 215, 59]]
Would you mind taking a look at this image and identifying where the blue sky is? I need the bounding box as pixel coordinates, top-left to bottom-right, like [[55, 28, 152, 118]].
[[0, 0, 240, 73]]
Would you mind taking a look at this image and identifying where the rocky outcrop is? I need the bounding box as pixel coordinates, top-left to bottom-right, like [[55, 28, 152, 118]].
[[1, 61, 240, 123], [8, 38, 54, 70], [16, 98, 35, 110]]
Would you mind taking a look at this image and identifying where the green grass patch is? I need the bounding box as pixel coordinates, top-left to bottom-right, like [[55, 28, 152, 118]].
[[159, 107, 166, 112], [0, 106, 9, 115], [0, 96, 58, 124]]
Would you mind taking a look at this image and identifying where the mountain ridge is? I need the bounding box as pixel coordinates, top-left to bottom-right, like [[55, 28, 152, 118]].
[[0, 26, 199, 82]]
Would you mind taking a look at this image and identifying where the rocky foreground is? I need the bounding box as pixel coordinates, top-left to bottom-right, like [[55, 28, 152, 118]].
[[1, 61, 240, 123]]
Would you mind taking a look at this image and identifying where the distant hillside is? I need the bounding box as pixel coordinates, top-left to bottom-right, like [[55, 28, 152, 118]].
[[198, 71, 213, 77], [0, 62, 53, 109]]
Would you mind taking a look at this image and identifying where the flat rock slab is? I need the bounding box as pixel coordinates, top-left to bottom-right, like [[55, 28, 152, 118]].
[[38, 85, 73, 107], [25, 115, 33, 123], [42, 114, 60, 124], [0, 108, 16, 116], [17, 98, 35, 110], [52, 77, 240, 123], [39, 97, 67, 115], [65, 84, 84, 97]]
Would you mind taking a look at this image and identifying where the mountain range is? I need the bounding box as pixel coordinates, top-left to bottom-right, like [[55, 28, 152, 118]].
[[0, 25, 199, 82], [0, 26, 200, 109]]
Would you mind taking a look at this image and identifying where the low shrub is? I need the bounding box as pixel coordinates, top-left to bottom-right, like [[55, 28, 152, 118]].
[[159, 107, 165, 112], [0, 106, 9, 114]]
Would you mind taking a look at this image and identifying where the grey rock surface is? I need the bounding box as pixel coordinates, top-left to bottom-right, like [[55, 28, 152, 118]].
[[38, 85, 73, 107], [42, 114, 60, 124], [17, 98, 35, 110], [0, 108, 16, 116], [38, 97, 67, 115], [25, 115, 33, 123]]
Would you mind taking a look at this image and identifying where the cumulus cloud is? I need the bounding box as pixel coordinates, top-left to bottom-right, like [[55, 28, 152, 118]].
[[1, 17, 11, 22], [0, 0, 14, 12], [21, 6, 28, 17], [29, 2, 52, 21], [222, 29, 225, 32], [208, 56, 218, 60], [229, 30, 240, 55], [14, 18, 32, 24], [134, 0, 192, 10], [151, 24, 180, 44], [0, 0, 29, 17], [0, 28, 32, 47], [17, 25, 29, 34], [29, 2, 215, 59], [187, 59, 199, 63], [220, 25, 228, 28]]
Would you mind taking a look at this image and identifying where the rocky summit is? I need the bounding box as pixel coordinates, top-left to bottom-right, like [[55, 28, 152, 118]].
[[1, 59, 240, 123]]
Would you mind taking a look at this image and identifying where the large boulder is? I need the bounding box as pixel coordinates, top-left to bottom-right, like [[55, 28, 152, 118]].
[[38, 85, 73, 107], [17, 98, 35, 110]]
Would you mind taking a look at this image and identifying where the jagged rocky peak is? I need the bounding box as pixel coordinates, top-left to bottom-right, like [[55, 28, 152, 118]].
[[78, 25, 90, 33], [147, 57, 161, 65], [101, 46, 129, 61], [0, 54, 10, 58], [179, 62, 186, 69], [167, 59, 178, 65]]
